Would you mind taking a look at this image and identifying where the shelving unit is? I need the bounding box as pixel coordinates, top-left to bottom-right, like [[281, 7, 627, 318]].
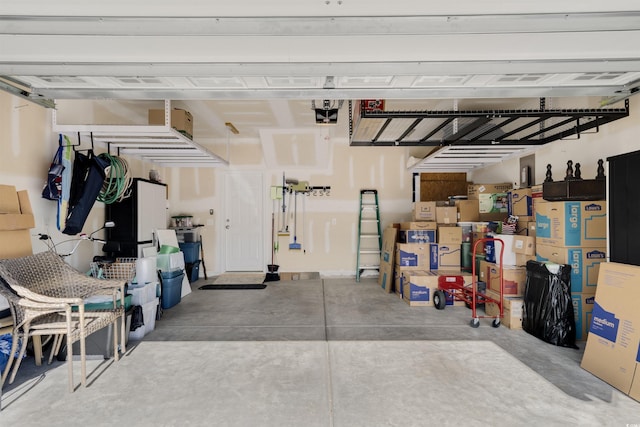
[[52, 100, 229, 168]]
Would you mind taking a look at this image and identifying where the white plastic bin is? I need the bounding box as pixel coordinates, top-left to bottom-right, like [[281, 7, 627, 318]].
[[128, 282, 158, 306]]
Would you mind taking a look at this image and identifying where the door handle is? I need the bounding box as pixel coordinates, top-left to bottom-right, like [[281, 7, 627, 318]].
[[225, 225, 230, 229]]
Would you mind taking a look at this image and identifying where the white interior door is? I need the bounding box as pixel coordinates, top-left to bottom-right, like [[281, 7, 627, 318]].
[[224, 172, 264, 272]]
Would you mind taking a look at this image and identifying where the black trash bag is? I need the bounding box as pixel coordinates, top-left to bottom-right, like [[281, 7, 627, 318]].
[[62, 150, 110, 235], [130, 305, 144, 331], [523, 260, 578, 349]]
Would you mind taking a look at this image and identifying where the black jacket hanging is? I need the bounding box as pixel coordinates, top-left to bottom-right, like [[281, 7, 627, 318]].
[[62, 150, 110, 235]]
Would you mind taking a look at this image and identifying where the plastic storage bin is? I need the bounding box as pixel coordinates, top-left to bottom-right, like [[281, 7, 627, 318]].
[[179, 242, 200, 263], [186, 261, 200, 283], [128, 282, 158, 306], [160, 270, 184, 309], [129, 298, 158, 340]]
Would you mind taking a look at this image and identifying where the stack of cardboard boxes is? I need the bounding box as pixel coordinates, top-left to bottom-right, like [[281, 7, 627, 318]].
[[379, 176, 609, 341], [0, 185, 35, 331], [395, 201, 469, 306], [533, 195, 607, 340]]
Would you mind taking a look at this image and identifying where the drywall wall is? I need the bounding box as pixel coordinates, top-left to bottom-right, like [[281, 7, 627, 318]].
[[4, 91, 639, 277], [0, 92, 161, 271]]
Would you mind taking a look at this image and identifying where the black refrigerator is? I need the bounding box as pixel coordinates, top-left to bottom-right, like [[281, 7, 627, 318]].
[[106, 178, 168, 257]]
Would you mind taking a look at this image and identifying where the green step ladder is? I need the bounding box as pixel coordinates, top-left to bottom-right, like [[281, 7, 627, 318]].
[[356, 189, 382, 282]]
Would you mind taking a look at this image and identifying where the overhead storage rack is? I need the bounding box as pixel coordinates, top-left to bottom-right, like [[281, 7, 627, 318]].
[[52, 101, 228, 168], [349, 99, 630, 172]]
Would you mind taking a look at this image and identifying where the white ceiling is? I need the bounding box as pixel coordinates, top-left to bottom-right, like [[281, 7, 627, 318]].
[[2, 1, 640, 168]]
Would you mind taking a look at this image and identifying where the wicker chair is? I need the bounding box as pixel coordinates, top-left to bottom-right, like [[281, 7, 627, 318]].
[[0, 251, 126, 392], [0, 279, 74, 393]]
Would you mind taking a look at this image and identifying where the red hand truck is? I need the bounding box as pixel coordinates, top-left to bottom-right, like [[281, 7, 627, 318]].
[[433, 237, 504, 328]]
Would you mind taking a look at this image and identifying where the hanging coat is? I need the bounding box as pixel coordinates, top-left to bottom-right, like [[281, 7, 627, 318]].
[[62, 150, 110, 235]]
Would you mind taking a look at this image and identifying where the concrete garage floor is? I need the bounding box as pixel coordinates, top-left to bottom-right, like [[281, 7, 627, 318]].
[[2, 276, 640, 426]]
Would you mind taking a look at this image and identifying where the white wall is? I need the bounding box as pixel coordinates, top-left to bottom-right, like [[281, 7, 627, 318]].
[[3, 91, 640, 276]]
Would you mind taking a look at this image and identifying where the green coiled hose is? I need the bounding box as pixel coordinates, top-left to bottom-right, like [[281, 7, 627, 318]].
[[97, 153, 133, 204]]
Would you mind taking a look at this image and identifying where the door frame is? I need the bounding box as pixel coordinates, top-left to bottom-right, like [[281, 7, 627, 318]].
[[222, 170, 265, 272]]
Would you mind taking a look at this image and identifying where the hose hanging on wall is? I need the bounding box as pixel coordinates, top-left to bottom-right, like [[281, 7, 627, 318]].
[[97, 153, 132, 204]]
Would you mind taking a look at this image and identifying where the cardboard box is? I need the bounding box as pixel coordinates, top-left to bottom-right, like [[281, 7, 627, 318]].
[[406, 271, 472, 307], [515, 254, 535, 266], [477, 259, 493, 283], [508, 188, 533, 221], [535, 200, 607, 247], [395, 243, 431, 269], [436, 206, 457, 225], [379, 227, 398, 293], [488, 265, 526, 296], [581, 262, 640, 402], [429, 244, 461, 270], [455, 199, 480, 222], [0, 187, 35, 260], [412, 202, 437, 221], [512, 235, 535, 256], [484, 289, 524, 329], [0, 229, 33, 259], [471, 231, 488, 256], [149, 108, 194, 139], [524, 221, 537, 237], [401, 270, 438, 306], [0, 190, 35, 230], [379, 262, 395, 294], [0, 185, 20, 214], [399, 222, 437, 244], [400, 222, 437, 231], [572, 292, 596, 341], [535, 244, 606, 293], [438, 226, 462, 245], [394, 265, 415, 297], [467, 183, 514, 199]]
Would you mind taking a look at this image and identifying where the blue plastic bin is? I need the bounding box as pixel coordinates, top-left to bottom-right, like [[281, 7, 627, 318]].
[[161, 271, 184, 309], [179, 242, 200, 264]]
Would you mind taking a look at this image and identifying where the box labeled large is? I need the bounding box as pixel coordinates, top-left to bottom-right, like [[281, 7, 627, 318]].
[[572, 292, 595, 341], [395, 243, 430, 269], [581, 262, 640, 402], [149, 108, 194, 139], [412, 202, 437, 221], [535, 200, 607, 247], [536, 244, 606, 293], [429, 244, 461, 270]]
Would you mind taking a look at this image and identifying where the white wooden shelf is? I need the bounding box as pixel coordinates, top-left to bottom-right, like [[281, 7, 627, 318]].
[[52, 101, 229, 168]]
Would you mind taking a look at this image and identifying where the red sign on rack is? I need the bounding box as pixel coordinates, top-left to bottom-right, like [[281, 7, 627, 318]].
[[361, 100, 385, 112]]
